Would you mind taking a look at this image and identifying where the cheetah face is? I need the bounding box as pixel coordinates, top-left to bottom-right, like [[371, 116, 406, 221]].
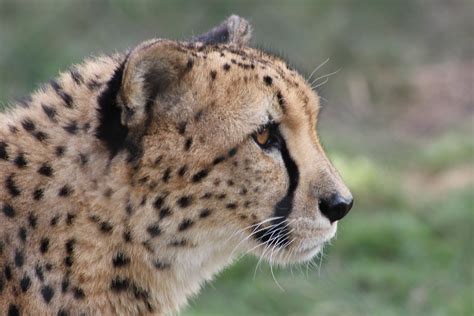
[[111, 35, 352, 267]]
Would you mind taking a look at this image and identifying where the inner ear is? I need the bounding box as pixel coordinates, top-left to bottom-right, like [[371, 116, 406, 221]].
[[191, 15, 252, 46], [119, 42, 189, 128]]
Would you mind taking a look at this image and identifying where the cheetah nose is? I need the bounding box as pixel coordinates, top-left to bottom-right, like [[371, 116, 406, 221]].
[[319, 193, 353, 223]]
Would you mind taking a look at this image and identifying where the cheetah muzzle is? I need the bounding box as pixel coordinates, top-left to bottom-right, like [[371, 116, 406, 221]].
[[0, 15, 353, 315]]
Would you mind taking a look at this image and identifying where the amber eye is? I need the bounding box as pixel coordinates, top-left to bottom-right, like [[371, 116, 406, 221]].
[[255, 127, 270, 145]]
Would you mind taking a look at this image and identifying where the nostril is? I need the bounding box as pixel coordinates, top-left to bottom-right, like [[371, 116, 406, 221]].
[[319, 194, 353, 223]]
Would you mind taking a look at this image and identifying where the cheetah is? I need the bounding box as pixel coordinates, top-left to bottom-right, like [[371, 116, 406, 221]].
[[0, 16, 353, 315]]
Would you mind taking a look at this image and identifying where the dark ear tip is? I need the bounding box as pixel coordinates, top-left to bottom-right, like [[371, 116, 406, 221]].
[[191, 15, 252, 45]]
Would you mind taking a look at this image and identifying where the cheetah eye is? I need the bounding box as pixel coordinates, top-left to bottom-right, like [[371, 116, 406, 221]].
[[255, 126, 270, 146], [252, 122, 282, 150]]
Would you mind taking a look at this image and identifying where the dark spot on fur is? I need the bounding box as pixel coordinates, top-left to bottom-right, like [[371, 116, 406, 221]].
[[64, 121, 78, 134], [50, 215, 60, 226], [64, 256, 73, 267], [147, 224, 161, 237], [113, 252, 131, 267], [61, 277, 70, 293], [50, 80, 73, 108], [4, 264, 12, 280], [192, 169, 209, 182], [20, 274, 31, 292], [38, 164, 53, 177], [178, 165, 187, 177], [169, 239, 188, 247], [153, 196, 165, 209], [40, 238, 50, 254], [22, 118, 35, 132], [186, 58, 194, 70], [228, 147, 238, 157], [178, 219, 194, 231], [66, 213, 76, 225], [153, 260, 171, 270], [263, 75, 273, 86], [210, 70, 217, 80], [42, 104, 57, 121], [6, 174, 21, 197], [70, 67, 84, 84], [123, 231, 132, 242], [200, 192, 212, 199], [223, 63, 231, 71], [33, 188, 44, 200], [73, 287, 85, 300], [34, 130, 48, 142], [79, 153, 88, 165], [0, 141, 8, 160], [18, 226, 27, 242], [35, 264, 44, 281], [177, 121, 187, 135], [162, 168, 172, 183], [213, 155, 226, 165], [58, 185, 72, 197], [217, 193, 226, 200], [65, 239, 75, 255], [226, 202, 238, 210], [177, 196, 192, 208], [2, 203, 16, 218], [13, 153, 28, 168], [277, 91, 286, 109], [41, 284, 55, 303], [159, 207, 172, 219], [110, 277, 129, 292], [200, 208, 212, 218], [8, 304, 20, 316], [58, 308, 70, 316], [55, 146, 65, 157], [227, 180, 234, 186], [184, 137, 193, 151], [100, 221, 113, 233], [28, 213, 37, 228]]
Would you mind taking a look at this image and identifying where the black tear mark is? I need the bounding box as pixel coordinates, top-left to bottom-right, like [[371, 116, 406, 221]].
[[255, 127, 299, 248]]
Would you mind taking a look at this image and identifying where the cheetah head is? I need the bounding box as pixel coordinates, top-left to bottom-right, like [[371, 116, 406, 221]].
[[104, 16, 353, 267]]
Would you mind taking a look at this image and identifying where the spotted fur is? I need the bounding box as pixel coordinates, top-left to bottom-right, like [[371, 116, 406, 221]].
[[0, 16, 352, 315]]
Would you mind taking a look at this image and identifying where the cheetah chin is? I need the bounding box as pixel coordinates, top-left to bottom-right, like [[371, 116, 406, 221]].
[[0, 15, 352, 315]]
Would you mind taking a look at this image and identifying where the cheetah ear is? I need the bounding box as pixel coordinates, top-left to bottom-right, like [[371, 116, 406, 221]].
[[191, 15, 252, 46], [118, 41, 189, 128]]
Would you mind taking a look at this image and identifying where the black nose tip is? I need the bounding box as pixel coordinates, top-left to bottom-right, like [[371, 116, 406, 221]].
[[319, 194, 353, 223]]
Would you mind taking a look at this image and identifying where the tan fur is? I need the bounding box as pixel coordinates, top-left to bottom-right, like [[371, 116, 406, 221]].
[[0, 16, 351, 315]]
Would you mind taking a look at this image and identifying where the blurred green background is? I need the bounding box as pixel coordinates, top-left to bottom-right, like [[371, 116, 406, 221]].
[[0, 1, 472, 315]]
